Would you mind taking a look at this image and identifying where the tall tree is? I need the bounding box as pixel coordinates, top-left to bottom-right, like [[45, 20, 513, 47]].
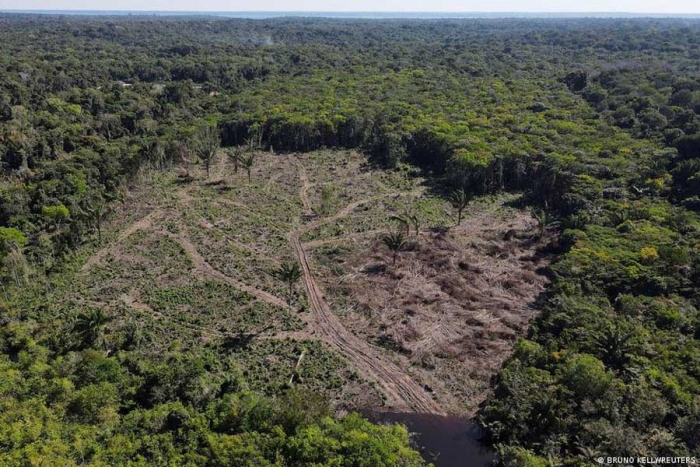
[[273, 261, 303, 307], [83, 198, 109, 243], [193, 125, 220, 178], [449, 189, 470, 226], [227, 146, 242, 174], [240, 153, 256, 183], [72, 308, 110, 351]]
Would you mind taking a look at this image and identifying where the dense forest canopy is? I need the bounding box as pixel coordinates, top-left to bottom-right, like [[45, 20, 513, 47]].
[[1, 14, 700, 466]]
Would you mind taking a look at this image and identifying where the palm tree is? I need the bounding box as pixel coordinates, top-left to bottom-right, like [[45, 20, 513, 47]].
[[389, 214, 410, 236], [121, 322, 146, 351], [193, 125, 220, 178], [240, 153, 255, 183], [382, 232, 407, 265], [596, 326, 636, 375], [85, 198, 109, 243], [408, 213, 420, 237], [390, 212, 420, 237], [609, 209, 630, 227], [450, 188, 470, 226], [227, 147, 242, 174], [532, 208, 550, 236], [72, 308, 110, 351], [273, 262, 303, 306]]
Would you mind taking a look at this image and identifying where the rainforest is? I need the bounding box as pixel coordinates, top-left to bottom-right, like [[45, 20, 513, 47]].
[[0, 14, 699, 467]]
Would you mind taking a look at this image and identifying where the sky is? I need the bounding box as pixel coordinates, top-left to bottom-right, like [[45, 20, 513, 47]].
[[1, 0, 699, 14]]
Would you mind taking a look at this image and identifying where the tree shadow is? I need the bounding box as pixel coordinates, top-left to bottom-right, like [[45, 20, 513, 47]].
[[362, 263, 386, 275]]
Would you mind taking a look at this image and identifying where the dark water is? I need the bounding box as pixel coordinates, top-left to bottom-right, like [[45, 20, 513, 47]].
[[363, 411, 496, 467]]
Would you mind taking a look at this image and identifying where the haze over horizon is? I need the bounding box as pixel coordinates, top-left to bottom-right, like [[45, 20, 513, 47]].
[[1, 0, 699, 15]]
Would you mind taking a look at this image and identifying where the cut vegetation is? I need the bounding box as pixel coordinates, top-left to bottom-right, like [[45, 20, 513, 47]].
[[62, 149, 548, 417]]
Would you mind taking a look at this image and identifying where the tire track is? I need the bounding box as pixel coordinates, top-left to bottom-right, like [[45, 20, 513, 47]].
[[297, 159, 313, 213], [291, 168, 442, 414], [155, 228, 288, 309]]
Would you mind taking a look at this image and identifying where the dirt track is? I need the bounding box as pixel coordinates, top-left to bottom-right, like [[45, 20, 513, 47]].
[[290, 167, 443, 414], [290, 229, 443, 414]]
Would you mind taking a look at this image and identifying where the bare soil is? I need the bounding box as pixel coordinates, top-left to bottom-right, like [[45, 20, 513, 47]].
[[308, 204, 549, 414]]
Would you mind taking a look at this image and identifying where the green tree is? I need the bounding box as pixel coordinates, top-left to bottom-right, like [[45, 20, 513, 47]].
[[561, 353, 615, 400], [595, 325, 637, 375], [72, 308, 111, 351], [193, 125, 220, 178], [240, 153, 256, 183], [382, 232, 407, 265], [449, 189, 470, 226], [368, 126, 404, 168], [0, 227, 27, 254], [273, 261, 303, 306], [41, 204, 70, 228], [83, 198, 109, 243], [227, 146, 242, 174]]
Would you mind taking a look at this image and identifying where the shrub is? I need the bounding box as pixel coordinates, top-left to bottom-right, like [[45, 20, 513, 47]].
[[41, 204, 70, 223], [639, 246, 659, 264], [0, 227, 27, 253]]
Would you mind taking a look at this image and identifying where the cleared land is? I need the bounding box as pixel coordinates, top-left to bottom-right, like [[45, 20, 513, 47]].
[[68, 150, 547, 415]]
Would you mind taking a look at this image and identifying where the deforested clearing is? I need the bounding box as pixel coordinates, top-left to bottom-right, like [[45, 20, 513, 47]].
[[58, 149, 549, 416]]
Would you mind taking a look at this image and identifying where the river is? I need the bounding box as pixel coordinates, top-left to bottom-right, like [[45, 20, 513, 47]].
[[362, 411, 496, 467]]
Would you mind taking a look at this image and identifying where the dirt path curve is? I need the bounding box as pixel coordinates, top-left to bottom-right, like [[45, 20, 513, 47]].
[[82, 167, 441, 413], [81, 210, 160, 272], [290, 170, 443, 414], [155, 229, 288, 309], [264, 172, 284, 194], [84, 185, 287, 309], [297, 160, 313, 213]]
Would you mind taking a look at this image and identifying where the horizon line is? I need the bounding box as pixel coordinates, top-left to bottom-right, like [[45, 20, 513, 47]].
[[2, 9, 700, 15]]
